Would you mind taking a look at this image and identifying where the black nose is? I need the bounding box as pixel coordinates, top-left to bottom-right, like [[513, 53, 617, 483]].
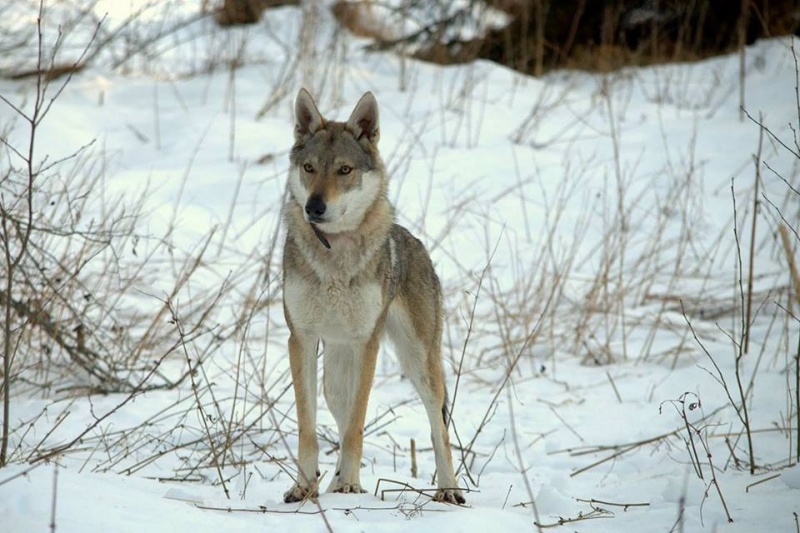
[[305, 194, 326, 220]]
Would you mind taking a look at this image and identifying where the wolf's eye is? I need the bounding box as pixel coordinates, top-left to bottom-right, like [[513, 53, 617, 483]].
[[339, 165, 352, 175], [303, 163, 314, 173]]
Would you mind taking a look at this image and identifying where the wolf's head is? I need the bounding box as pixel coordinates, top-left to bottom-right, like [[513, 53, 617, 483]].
[[288, 89, 386, 236]]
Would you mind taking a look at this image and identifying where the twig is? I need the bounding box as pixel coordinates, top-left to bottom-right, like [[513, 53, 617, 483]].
[[680, 301, 752, 448], [661, 394, 733, 524], [410, 438, 418, 479], [730, 180, 756, 473], [448, 226, 501, 426], [169, 298, 230, 500], [28, 347, 174, 464], [194, 503, 323, 515], [745, 473, 781, 492], [534, 504, 613, 528], [476, 431, 506, 486], [49, 465, 58, 533], [796, 329, 800, 463], [738, 0, 749, 121], [741, 107, 800, 159], [508, 377, 543, 532], [605, 371, 623, 403], [0, 462, 43, 487], [548, 405, 584, 443], [575, 498, 649, 510], [374, 477, 472, 505], [264, 407, 334, 533], [444, 229, 503, 486], [668, 470, 689, 533], [0, 288, 134, 391], [456, 275, 556, 482], [24, 409, 72, 463], [564, 404, 726, 477], [744, 114, 763, 353], [0, 0, 49, 467], [660, 393, 705, 480], [700, 430, 734, 524], [502, 484, 512, 510]]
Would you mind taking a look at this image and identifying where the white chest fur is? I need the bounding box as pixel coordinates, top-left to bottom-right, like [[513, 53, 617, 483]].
[[284, 275, 384, 343]]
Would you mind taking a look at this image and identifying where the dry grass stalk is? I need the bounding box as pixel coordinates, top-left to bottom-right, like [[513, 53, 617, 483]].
[[729, 181, 757, 474], [778, 225, 800, 309], [410, 438, 418, 479], [533, 502, 613, 528], [374, 477, 470, 505], [743, 113, 764, 353]]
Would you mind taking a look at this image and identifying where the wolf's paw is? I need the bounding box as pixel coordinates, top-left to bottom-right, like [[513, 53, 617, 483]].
[[331, 481, 367, 494], [433, 488, 466, 505], [283, 484, 319, 503]]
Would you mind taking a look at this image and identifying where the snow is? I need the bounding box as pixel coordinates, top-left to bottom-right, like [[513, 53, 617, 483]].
[[1, 1, 799, 532]]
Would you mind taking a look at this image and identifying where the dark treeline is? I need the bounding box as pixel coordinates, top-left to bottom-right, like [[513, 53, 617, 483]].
[[475, 0, 800, 73]]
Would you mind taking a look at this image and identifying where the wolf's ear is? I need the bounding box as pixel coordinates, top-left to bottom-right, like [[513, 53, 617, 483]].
[[346, 92, 380, 145], [295, 88, 324, 141]]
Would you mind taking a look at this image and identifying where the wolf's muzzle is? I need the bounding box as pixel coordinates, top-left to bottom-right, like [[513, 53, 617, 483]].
[[305, 194, 326, 223]]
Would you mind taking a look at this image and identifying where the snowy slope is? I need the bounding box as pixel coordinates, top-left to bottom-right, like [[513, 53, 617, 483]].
[[1, 2, 799, 532]]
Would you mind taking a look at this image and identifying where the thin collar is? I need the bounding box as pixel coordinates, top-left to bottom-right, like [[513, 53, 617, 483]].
[[310, 223, 331, 249]]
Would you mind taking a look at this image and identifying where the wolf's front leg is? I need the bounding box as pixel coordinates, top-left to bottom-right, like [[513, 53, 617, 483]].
[[323, 333, 381, 495], [284, 331, 321, 503]]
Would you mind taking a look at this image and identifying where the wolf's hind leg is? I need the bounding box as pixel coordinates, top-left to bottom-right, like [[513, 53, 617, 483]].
[[386, 303, 465, 504]]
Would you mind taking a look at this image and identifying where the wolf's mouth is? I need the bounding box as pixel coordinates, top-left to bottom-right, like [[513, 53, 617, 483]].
[[304, 206, 346, 227]]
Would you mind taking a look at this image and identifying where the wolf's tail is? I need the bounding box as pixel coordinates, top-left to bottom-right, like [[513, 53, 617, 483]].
[[442, 386, 452, 427]]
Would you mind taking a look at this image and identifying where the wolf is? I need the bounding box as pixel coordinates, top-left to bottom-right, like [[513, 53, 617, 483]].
[[280, 88, 465, 505]]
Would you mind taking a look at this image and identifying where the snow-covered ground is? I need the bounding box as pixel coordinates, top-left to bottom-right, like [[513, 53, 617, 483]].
[[1, 2, 799, 532]]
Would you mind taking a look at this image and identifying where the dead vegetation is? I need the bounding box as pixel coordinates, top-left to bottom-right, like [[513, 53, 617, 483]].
[[340, 0, 800, 75]]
